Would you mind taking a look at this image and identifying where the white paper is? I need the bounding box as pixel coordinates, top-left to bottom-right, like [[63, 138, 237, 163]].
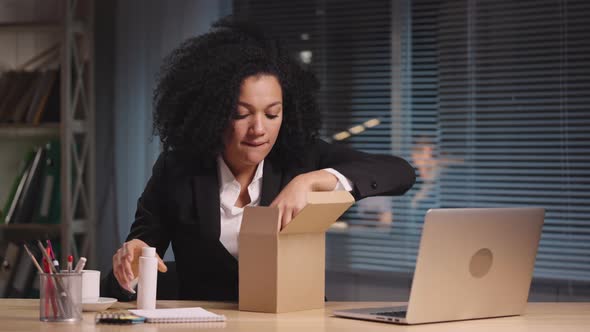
[[129, 307, 226, 323]]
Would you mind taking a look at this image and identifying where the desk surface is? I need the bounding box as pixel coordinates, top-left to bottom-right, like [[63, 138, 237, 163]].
[[1, 299, 589, 332]]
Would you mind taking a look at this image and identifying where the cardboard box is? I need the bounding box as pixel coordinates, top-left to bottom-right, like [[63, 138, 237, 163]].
[[239, 191, 355, 313]]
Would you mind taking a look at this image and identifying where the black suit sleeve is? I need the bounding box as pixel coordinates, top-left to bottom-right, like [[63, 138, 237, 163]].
[[125, 153, 172, 252], [102, 153, 172, 301], [312, 139, 416, 200]]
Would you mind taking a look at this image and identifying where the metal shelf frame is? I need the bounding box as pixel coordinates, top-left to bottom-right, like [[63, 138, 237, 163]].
[[60, 0, 96, 266]]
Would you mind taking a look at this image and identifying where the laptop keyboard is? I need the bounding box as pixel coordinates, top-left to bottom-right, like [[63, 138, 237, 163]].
[[373, 310, 407, 318]]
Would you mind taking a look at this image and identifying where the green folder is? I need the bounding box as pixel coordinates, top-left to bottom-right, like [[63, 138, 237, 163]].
[[34, 139, 61, 225]]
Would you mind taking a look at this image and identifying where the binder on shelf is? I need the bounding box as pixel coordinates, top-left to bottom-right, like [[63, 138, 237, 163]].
[[4, 151, 34, 224], [3, 246, 36, 298], [12, 146, 45, 224], [2, 149, 35, 223], [0, 243, 21, 297], [34, 140, 61, 225]]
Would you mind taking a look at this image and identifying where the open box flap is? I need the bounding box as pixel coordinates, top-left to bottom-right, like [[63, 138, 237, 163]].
[[279, 191, 354, 235]]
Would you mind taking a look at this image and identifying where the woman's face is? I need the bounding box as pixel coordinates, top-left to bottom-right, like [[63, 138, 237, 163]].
[[222, 74, 283, 172]]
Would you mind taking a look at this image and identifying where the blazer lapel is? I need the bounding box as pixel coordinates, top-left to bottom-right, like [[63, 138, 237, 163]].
[[193, 167, 221, 239], [260, 159, 282, 206]]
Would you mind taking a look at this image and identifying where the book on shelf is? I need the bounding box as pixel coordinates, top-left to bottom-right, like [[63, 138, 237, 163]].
[[0, 71, 25, 121], [37, 69, 61, 124], [10, 72, 42, 123], [0, 73, 10, 107], [31, 69, 59, 124], [1, 72, 39, 122], [0, 69, 60, 125], [24, 71, 51, 124]]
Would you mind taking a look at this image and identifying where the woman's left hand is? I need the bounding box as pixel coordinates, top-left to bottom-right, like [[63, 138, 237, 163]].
[[270, 170, 338, 229]]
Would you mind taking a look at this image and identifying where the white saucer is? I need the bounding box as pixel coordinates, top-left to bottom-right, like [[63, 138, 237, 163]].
[[82, 297, 117, 312]]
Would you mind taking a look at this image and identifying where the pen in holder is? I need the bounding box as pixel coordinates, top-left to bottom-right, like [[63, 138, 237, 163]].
[[39, 272, 82, 322]]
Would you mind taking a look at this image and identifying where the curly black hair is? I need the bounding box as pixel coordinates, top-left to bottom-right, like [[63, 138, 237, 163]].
[[152, 16, 321, 168]]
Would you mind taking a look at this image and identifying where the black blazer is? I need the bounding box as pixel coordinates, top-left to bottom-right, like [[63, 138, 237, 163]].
[[103, 140, 415, 301]]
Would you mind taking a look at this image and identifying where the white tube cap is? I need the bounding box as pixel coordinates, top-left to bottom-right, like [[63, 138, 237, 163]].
[[141, 247, 156, 257]]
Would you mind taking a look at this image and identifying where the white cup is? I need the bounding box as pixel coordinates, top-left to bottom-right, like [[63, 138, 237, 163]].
[[81, 270, 100, 303]]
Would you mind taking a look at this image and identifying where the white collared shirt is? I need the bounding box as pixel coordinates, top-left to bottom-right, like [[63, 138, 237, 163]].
[[217, 156, 352, 258]]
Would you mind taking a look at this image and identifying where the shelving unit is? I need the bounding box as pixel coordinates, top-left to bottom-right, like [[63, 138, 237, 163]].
[[0, 0, 95, 272]]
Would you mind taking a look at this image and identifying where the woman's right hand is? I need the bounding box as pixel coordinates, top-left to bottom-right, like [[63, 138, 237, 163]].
[[112, 239, 167, 293]]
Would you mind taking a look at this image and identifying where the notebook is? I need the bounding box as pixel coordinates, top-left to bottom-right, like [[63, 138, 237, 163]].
[[129, 307, 226, 323]]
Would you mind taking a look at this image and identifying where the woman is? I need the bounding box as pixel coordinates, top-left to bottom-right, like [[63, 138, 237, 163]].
[[105, 17, 415, 301]]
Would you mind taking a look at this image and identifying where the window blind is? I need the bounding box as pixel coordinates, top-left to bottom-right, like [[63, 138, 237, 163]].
[[234, 0, 590, 282], [435, 0, 590, 281], [234, 0, 417, 274]]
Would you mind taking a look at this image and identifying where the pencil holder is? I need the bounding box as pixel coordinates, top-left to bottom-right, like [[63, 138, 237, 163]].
[[39, 272, 82, 322]]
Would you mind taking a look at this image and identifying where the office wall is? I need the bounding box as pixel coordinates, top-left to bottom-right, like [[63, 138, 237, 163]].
[[94, 0, 232, 272]]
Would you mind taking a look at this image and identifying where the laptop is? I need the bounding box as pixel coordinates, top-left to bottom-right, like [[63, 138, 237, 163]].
[[333, 207, 545, 325]]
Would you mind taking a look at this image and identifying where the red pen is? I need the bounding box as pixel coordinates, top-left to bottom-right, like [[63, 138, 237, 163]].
[[42, 257, 57, 318], [46, 240, 60, 271], [42, 258, 49, 315], [67, 255, 73, 273]]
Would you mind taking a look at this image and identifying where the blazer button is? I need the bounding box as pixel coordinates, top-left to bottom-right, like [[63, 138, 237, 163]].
[[371, 181, 377, 189]]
